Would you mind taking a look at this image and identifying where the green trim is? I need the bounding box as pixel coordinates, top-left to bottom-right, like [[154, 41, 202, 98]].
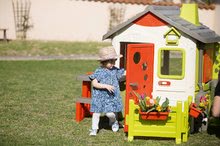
[[158, 48, 185, 80], [164, 27, 181, 45], [164, 27, 181, 37], [212, 43, 220, 79], [195, 48, 199, 89]]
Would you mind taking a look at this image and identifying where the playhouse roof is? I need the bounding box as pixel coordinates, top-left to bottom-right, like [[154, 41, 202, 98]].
[[103, 5, 220, 43]]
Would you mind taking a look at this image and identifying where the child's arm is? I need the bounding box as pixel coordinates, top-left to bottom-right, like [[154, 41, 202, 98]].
[[92, 79, 115, 93], [116, 68, 125, 80]]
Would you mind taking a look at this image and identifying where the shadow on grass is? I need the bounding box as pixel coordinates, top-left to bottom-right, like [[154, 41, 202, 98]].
[[98, 112, 124, 131], [207, 117, 220, 138], [207, 126, 220, 138]]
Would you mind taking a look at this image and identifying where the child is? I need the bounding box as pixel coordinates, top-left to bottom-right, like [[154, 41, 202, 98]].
[[89, 46, 124, 136]]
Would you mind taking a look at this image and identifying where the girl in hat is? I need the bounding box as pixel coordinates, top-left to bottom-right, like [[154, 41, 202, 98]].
[[89, 46, 124, 136]]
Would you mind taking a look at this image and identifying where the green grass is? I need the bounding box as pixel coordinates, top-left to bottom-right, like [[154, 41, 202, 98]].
[[0, 40, 110, 56], [0, 60, 220, 145]]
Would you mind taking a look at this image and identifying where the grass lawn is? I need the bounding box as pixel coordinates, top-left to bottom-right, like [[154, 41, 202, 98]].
[[0, 40, 110, 56], [0, 60, 220, 146]]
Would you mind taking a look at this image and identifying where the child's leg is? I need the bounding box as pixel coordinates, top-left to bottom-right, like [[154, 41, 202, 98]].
[[106, 112, 116, 124], [106, 112, 119, 132], [92, 113, 101, 130]]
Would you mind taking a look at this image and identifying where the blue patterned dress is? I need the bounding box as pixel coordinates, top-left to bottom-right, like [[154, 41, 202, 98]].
[[89, 66, 124, 113]]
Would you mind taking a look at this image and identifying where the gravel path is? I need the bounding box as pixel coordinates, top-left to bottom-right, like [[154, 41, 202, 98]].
[[0, 54, 99, 60]]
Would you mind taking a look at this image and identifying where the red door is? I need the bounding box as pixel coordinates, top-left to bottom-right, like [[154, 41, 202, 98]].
[[124, 43, 154, 132]]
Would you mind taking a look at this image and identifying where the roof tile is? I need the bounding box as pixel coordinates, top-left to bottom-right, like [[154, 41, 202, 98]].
[[85, 0, 215, 10]]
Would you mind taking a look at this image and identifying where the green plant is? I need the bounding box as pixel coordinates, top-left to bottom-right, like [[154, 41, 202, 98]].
[[133, 92, 170, 113]]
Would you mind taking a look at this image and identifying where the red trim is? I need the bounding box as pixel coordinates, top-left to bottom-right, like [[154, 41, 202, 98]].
[[139, 111, 169, 121], [133, 12, 167, 26], [203, 49, 213, 83]]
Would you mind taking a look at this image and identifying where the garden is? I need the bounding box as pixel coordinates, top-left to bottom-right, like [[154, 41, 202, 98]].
[[0, 41, 220, 145]]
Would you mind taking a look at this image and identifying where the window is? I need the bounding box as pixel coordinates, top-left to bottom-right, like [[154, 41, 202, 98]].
[[158, 48, 185, 79]]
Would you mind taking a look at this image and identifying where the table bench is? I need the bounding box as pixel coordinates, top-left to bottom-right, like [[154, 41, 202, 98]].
[[75, 74, 92, 122]]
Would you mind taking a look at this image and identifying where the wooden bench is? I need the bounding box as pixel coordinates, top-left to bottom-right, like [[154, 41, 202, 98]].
[[75, 97, 92, 122], [75, 74, 92, 122]]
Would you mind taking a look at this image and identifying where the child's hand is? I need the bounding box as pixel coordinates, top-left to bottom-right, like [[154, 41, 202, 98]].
[[91, 79, 115, 93], [104, 84, 115, 93], [123, 70, 126, 75]]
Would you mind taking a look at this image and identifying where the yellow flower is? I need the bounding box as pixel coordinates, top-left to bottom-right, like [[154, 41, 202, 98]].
[[205, 94, 209, 98], [199, 102, 205, 108], [156, 105, 161, 112], [146, 96, 150, 101]]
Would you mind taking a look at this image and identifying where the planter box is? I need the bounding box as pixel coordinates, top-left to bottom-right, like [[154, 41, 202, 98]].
[[139, 111, 169, 120], [189, 103, 202, 118]]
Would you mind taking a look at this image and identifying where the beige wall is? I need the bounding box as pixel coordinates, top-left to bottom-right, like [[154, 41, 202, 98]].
[[0, 0, 219, 41], [214, 5, 220, 36], [0, 0, 16, 39], [29, 0, 109, 41]]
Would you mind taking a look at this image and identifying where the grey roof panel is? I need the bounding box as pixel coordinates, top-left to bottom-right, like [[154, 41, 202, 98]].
[[188, 24, 208, 30], [193, 28, 215, 34], [155, 10, 180, 16], [199, 31, 216, 37], [187, 24, 202, 30], [149, 5, 179, 10], [176, 19, 192, 26], [103, 5, 220, 43], [168, 16, 182, 22], [151, 5, 180, 16]]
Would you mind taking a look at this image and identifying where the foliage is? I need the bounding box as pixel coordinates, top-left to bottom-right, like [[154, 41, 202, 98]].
[[193, 94, 210, 113], [198, 94, 209, 110], [133, 92, 170, 113]]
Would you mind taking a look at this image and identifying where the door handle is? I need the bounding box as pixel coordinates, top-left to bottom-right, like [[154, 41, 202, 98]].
[[158, 81, 171, 86]]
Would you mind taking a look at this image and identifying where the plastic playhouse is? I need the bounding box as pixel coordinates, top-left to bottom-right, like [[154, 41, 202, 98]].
[[75, 4, 220, 144]]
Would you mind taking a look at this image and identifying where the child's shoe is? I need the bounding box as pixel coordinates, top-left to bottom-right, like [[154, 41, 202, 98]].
[[112, 121, 119, 132], [89, 129, 97, 136]]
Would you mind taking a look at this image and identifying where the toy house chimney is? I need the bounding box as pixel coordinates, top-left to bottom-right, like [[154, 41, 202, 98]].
[[180, 3, 200, 26]]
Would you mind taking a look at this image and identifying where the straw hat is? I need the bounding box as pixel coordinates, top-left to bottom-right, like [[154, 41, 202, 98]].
[[98, 46, 123, 61]]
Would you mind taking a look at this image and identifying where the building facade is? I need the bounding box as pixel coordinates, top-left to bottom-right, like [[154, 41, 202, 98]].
[[0, 0, 219, 41]]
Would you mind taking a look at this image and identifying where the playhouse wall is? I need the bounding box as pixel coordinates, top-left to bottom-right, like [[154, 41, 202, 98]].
[[211, 43, 220, 80], [112, 24, 197, 106], [194, 43, 220, 92]]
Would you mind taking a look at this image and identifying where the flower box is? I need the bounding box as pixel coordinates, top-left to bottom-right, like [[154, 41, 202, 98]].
[[139, 110, 169, 120], [189, 103, 202, 118]]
